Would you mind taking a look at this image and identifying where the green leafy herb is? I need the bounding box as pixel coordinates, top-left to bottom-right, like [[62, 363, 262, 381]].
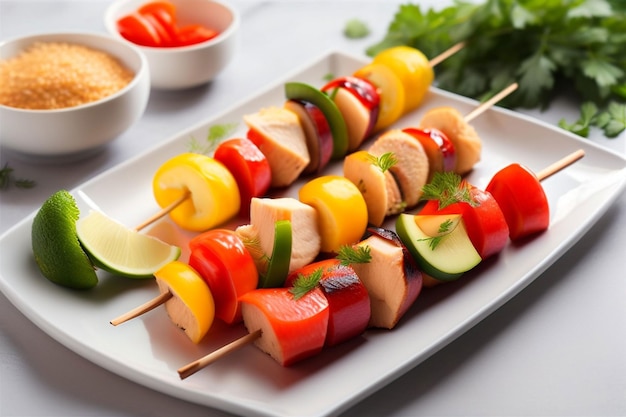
[[344, 19, 370, 39], [366, 0, 626, 138], [597, 101, 626, 137], [560, 100, 626, 138], [188, 122, 238, 154], [240, 235, 269, 272], [336, 244, 372, 266], [559, 101, 598, 137], [323, 73, 335, 82], [421, 171, 477, 209], [0, 163, 36, 190], [419, 218, 455, 250], [289, 268, 323, 300], [367, 152, 397, 172]]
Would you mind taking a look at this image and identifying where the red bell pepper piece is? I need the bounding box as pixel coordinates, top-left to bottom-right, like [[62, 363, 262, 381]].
[[420, 186, 509, 259], [485, 163, 550, 241], [213, 138, 271, 217], [240, 287, 329, 366], [188, 229, 258, 324], [285, 259, 370, 347]]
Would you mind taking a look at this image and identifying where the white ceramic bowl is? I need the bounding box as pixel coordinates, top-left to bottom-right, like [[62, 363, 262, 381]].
[[0, 32, 150, 158], [104, 0, 239, 90]]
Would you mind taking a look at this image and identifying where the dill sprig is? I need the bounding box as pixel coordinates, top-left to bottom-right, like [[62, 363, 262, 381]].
[[419, 218, 455, 250], [289, 268, 323, 300], [336, 244, 372, 266], [420, 171, 477, 209]]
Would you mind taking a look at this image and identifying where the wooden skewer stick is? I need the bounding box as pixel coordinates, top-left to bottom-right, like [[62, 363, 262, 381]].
[[429, 41, 466, 67], [110, 291, 173, 326], [464, 82, 519, 123], [178, 330, 262, 380], [536, 149, 585, 182], [134, 190, 191, 231]]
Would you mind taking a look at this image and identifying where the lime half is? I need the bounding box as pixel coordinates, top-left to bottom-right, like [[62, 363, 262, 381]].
[[31, 190, 98, 289], [76, 210, 181, 278]]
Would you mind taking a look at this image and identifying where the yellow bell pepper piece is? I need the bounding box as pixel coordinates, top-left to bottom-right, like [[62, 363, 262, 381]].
[[152, 153, 240, 232], [353, 63, 405, 132], [299, 175, 368, 253], [154, 261, 215, 344], [373, 46, 434, 114]]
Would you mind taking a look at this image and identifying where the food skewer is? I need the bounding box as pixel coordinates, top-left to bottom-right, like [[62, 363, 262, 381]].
[[175, 148, 585, 380], [114, 81, 522, 327], [137, 43, 470, 232]]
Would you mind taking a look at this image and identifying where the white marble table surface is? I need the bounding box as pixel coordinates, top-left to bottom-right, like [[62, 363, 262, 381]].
[[1, 1, 625, 416]]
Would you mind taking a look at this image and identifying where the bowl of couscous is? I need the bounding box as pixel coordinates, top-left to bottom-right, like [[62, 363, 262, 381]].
[[104, 0, 239, 90], [0, 32, 150, 158]]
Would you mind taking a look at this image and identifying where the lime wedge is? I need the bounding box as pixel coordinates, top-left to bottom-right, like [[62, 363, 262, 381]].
[[31, 190, 98, 289], [76, 210, 181, 278]]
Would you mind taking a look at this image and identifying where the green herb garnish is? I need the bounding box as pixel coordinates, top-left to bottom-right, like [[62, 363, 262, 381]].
[[561, 101, 626, 138], [344, 19, 370, 39], [421, 171, 477, 209], [188, 122, 238, 154], [419, 218, 455, 250], [366, 0, 626, 138], [0, 163, 36, 190], [367, 152, 397, 172], [289, 268, 323, 300], [336, 244, 372, 266]]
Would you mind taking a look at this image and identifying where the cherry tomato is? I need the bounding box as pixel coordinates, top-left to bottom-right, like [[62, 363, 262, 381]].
[[138, 1, 177, 46], [188, 229, 258, 325], [116, 1, 219, 48], [485, 163, 549, 241], [117, 13, 162, 47], [139, 1, 176, 28], [213, 138, 271, 218], [420, 186, 509, 260], [176, 24, 219, 46]]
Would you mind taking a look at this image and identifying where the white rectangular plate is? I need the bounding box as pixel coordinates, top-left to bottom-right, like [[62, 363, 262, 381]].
[[1, 51, 625, 417]]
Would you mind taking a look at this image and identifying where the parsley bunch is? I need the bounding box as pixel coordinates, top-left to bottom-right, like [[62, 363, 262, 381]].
[[366, 0, 626, 138]]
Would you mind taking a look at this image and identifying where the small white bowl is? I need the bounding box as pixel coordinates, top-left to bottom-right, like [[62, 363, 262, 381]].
[[0, 32, 150, 158], [104, 0, 239, 90]]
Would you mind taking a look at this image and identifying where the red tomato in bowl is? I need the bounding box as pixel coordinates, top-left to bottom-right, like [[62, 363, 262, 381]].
[[116, 0, 220, 48]]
